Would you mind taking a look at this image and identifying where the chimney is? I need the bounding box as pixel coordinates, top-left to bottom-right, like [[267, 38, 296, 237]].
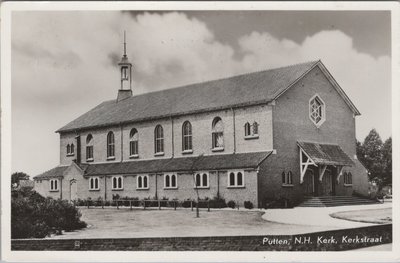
[[75, 135, 81, 164], [117, 89, 133, 102]]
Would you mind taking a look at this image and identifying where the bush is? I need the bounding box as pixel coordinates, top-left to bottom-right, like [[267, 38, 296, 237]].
[[209, 196, 227, 208], [181, 199, 193, 208], [227, 200, 236, 209], [244, 201, 254, 209], [11, 189, 86, 239], [263, 197, 293, 209]]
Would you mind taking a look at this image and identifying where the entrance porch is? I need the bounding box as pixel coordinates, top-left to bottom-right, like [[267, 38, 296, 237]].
[[298, 141, 354, 197]]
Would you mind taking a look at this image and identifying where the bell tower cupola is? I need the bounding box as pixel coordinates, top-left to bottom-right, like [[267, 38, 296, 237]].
[[117, 31, 133, 102]]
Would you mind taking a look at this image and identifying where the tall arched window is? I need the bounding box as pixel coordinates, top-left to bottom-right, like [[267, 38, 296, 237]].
[[66, 144, 71, 155], [195, 173, 201, 187], [165, 174, 170, 188], [112, 176, 123, 190], [107, 131, 115, 158], [86, 134, 94, 161], [182, 121, 193, 151], [70, 143, 75, 154], [212, 117, 224, 149], [229, 172, 235, 186], [244, 122, 251, 137], [252, 121, 259, 135], [154, 125, 164, 154], [129, 128, 139, 157]]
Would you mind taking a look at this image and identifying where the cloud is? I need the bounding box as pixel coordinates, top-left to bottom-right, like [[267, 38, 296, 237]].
[[11, 11, 391, 176]]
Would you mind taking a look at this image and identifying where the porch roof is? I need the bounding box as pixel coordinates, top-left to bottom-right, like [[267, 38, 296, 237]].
[[297, 141, 354, 166]]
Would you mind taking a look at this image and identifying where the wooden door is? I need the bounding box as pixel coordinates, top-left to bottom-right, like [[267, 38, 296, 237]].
[[303, 169, 314, 196], [321, 169, 333, 196]]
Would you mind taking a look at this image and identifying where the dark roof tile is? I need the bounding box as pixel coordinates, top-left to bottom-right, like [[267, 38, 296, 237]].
[[298, 141, 354, 166]]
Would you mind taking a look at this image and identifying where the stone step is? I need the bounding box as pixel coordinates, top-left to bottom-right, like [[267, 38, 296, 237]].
[[298, 196, 380, 207]]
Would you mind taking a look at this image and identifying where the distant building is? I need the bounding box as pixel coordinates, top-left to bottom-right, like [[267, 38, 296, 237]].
[[33, 40, 369, 207]]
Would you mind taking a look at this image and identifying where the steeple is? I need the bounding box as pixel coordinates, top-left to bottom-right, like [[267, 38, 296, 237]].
[[117, 31, 133, 102]]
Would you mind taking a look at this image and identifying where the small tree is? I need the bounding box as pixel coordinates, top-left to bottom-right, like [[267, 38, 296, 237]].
[[11, 172, 30, 188], [382, 137, 392, 186]]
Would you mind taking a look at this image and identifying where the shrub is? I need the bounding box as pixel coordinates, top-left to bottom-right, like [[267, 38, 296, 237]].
[[227, 200, 236, 209], [209, 196, 227, 208], [181, 199, 193, 208], [11, 189, 86, 238], [244, 201, 254, 209], [263, 197, 293, 209]]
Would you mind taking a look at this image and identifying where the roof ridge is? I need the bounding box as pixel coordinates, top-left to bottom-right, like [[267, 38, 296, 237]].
[[118, 60, 320, 101]]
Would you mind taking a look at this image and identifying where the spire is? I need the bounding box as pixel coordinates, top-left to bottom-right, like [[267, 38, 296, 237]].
[[117, 30, 133, 100], [123, 30, 127, 57]]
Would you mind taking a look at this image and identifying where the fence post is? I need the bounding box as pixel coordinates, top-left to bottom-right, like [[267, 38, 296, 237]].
[[117, 200, 119, 209], [102, 200, 104, 209], [144, 200, 146, 210], [174, 201, 176, 210], [191, 201, 193, 211], [158, 200, 161, 210], [208, 200, 210, 212], [87, 199, 89, 209], [130, 200, 132, 210]]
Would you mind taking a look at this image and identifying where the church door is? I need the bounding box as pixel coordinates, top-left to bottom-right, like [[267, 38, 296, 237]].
[[303, 169, 315, 196], [70, 179, 78, 201], [321, 169, 333, 196]]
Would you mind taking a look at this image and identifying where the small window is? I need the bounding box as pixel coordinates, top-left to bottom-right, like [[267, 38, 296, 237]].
[[195, 172, 209, 188], [66, 143, 75, 156], [227, 171, 245, 187], [154, 125, 164, 154], [129, 128, 139, 157], [212, 117, 224, 150], [137, 175, 149, 190], [50, 179, 59, 191], [89, 177, 100, 190], [66, 144, 71, 155], [344, 172, 353, 185], [182, 121, 193, 152], [112, 176, 123, 190], [86, 134, 94, 161], [107, 131, 115, 159], [244, 121, 259, 138], [164, 174, 177, 189], [121, 66, 129, 80], [282, 171, 293, 185], [309, 95, 325, 126]]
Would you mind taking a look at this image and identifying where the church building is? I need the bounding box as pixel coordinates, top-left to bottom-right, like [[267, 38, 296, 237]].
[[33, 39, 369, 207]]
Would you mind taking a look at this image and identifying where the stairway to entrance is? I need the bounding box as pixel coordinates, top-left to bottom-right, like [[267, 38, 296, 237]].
[[298, 196, 381, 207]]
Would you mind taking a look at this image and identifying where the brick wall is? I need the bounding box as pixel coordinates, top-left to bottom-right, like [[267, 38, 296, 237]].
[[258, 65, 368, 204], [11, 224, 392, 251]]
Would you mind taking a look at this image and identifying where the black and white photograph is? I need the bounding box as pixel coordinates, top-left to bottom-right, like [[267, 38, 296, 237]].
[[1, 1, 398, 261]]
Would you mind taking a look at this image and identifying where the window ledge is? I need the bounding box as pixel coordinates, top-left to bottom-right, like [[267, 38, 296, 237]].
[[194, 186, 210, 189], [282, 184, 294, 188], [86, 158, 94, 162], [212, 147, 224, 152], [66, 154, 74, 157], [111, 188, 124, 191], [136, 188, 149, 191], [244, 135, 259, 140], [89, 189, 100, 191], [107, 157, 116, 161], [49, 190, 59, 192], [344, 184, 353, 187], [154, 152, 165, 157], [182, 150, 193, 154], [129, 154, 139, 159], [164, 187, 178, 190], [227, 186, 245, 189]]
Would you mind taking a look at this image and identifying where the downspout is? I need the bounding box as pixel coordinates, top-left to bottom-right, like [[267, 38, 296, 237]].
[[171, 117, 174, 157], [217, 171, 220, 199], [155, 174, 158, 200], [231, 108, 236, 153], [104, 176, 107, 201], [120, 123, 124, 162], [60, 178, 63, 200]]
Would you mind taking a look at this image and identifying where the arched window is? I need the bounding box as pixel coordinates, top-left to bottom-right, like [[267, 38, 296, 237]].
[[86, 134, 94, 161], [344, 172, 353, 185], [112, 176, 123, 190], [229, 172, 235, 186], [165, 174, 170, 188], [89, 177, 99, 190], [202, 173, 208, 187], [282, 171, 294, 185], [195, 173, 201, 187], [137, 175, 149, 189], [228, 171, 244, 187], [252, 121, 259, 135], [66, 144, 71, 155], [70, 143, 75, 154], [309, 95, 325, 126], [182, 121, 193, 151], [154, 125, 164, 154], [50, 179, 59, 191], [244, 122, 251, 137], [171, 174, 177, 187], [107, 131, 115, 158], [212, 117, 224, 149], [129, 128, 139, 157]]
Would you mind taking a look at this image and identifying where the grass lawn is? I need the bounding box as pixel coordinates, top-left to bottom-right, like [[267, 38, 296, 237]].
[[49, 207, 330, 239], [330, 208, 392, 224]]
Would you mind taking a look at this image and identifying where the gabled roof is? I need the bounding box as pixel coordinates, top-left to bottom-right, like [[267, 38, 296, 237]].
[[34, 151, 272, 179], [297, 141, 354, 166], [57, 60, 360, 133]]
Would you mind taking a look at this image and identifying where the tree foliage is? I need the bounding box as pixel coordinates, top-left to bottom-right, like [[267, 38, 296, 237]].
[[11, 172, 29, 186], [356, 129, 392, 189]]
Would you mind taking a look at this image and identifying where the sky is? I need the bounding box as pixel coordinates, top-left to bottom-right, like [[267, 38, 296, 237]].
[[11, 10, 392, 176]]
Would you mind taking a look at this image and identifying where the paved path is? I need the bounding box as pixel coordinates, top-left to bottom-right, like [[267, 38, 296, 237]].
[[262, 203, 392, 230]]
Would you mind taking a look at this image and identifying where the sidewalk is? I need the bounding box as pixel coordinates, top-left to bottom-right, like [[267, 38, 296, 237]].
[[262, 203, 392, 231]]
